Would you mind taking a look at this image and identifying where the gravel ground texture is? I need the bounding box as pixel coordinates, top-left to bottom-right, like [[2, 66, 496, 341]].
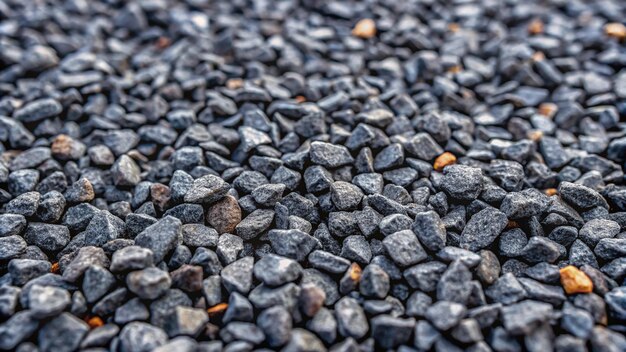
[[0, 0, 626, 351]]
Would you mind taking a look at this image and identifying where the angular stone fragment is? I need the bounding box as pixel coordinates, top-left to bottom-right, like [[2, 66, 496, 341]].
[[425, 301, 466, 331], [205, 195, 241, 234], [254, 254, 302, 286], [14, 98, 62, 123], [0, 235, 27, 261], [559, 181, 608, 210], [269, 229, 319, 262], [460, 207, 508, 251], [335, 297, 368, 339], [371, 315, 415, 349], [235, 209, 274, 240], [113, 155, 141, 186], [412, 210, 447, 252], [560, 266, 593, 294], [126, 267, 172, 300], [63, 246, 109, 282], [28, 285, 70, 318], [120, 322, 168, 352], [135, 216, 182, 263], [501, 300, 553, 335], [24, 223, 70, 252], [330, 181, 364, 210], [309, 141, 354, 168], [221, 257, 254, 294], [382, 230, 427, 267], [500, 188, 550, 219], [184, 174, 230, 204], [441, 164, 483, 201], [38, 313, 89, 352]]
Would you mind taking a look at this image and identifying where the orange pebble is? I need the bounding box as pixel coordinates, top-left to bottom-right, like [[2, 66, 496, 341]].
[[87, 316, 104, 329], [544, 188, 558, 196], [528, 19, 544, 35], [352, 19, 376, 39], [448, 23, 460, 33], [51, 262, 60, 273], [348, 263, 362, 282], [605, 23, 626, 40], [433, 152, 457, 172], [560, 265, 593, 294], [447, 65, 462, 74], [295, 95, 306, 103], [207, 303, 228, 317]]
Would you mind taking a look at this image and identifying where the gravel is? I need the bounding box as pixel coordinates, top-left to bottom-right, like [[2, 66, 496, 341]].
[[0, 0, 625, 350]]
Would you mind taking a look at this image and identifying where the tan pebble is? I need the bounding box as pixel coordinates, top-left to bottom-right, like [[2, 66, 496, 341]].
[[605, 22, 626, 40], [352, 19, 376, 39]]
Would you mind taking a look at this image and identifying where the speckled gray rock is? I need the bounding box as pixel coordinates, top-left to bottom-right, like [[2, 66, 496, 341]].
[[126, 267, 172, 300], [500, 189, 550, 219], [0, 214, 27, 237], [425, 301, 467, 331], [184, 174, 230, 204], [254, 254, 302, 286], [0, 235, 27, 261], [63, 246, 110, 283], [24, 223, 70, 252], [412, 210, 447, 252], [221, 257, 254, 294], [501, 300, 553, 335], [38, 313, 88, 352], [335, 297, 369, 339], [441, 165, 484, 201], [28, 285, 71, 318], [135, 216, 182, 263], [269, 229, 319, 262], [382, 230, 427, 267], [119, 322, 168, 352], [559, 182, 609, 210], [460, 207, 508, 251], [309, 141, 354, 168], [235, 209, 274, 240], [330, 181, 364, 210]]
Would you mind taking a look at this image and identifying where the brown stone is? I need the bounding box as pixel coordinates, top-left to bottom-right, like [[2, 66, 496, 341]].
[[51, 134, 86, 160], [206, 195, 242, 234], [299, 283, 326, 317], [66, 178, 95, 203], [150, 183, 171, 212], [560, 265, 593, 295], [171, 264, 204, 292]]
